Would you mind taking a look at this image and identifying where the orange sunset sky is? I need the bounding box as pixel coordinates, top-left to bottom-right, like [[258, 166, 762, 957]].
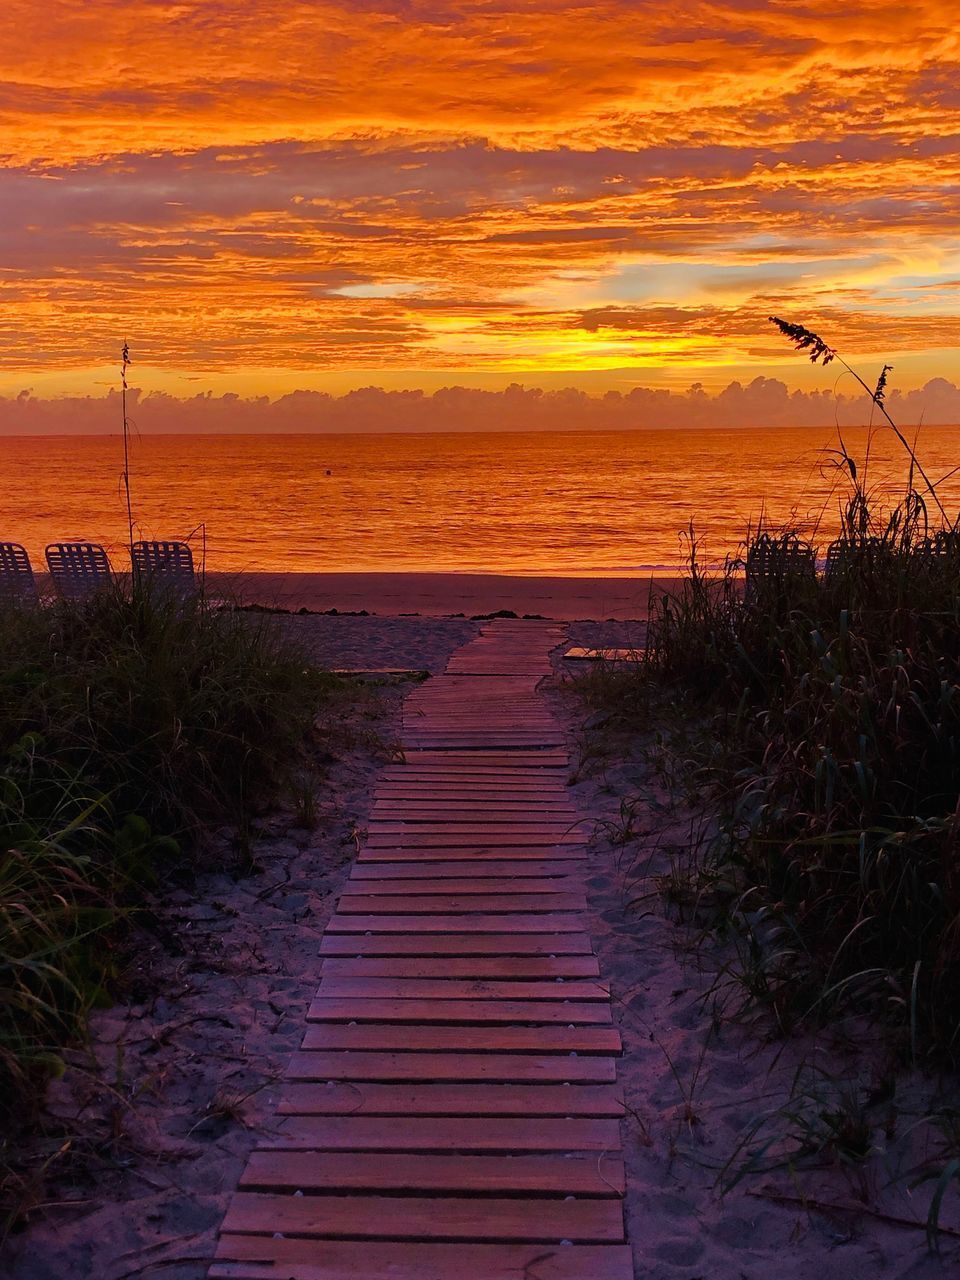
[[2, 0, 960, 428]]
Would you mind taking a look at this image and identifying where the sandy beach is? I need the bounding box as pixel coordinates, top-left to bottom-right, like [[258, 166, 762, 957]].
[[208, 571, 677, 622], [3, 613, 955, 1280]]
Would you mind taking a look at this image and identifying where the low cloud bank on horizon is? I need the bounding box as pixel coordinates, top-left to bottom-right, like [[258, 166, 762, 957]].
[[4, 377, 960, 436]]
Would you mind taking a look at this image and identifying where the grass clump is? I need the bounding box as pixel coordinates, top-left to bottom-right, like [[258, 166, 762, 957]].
[[580, 326, 960, 1062], [620, 487, 960, 1059], [0, 583, 338, 1117]]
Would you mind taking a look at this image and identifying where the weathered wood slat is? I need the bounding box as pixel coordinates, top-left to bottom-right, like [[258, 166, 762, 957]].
[[369, 807, 577, 820], [300, 1024, 622, 1054], [358, 846, 586, 862], [374, 780, 570, 792], [318, 955, 601, 977], [368, 823, 587, 837], [318, 932, 594, 956], [278, 1083, 624, 1116], [314, 977, 608, 1001], [365, 831, 586, 848], [351, 859, 585, 880], [284, 1050, 617, 1082], [306, 997, 612, 1024], [324, 913, 585, 933], [264, 1115, 624, 1151], [339, 878, 580, 896], [212, 1238, 634, 1280], [334, 893, 586, 914], [373, 804, 574, 814], [221, 1191, 623, 1242], [378, 773, 568, 785], [238, 1150, 626, 1195]]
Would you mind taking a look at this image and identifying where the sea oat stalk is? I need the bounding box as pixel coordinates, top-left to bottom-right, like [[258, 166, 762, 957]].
[[768, 317, 946, 520]]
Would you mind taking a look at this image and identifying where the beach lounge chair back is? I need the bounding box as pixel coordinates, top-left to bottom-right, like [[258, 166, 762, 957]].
[[923, 529, 960, 563], [45, 542, 113, 600], [744, 532, 816, 604], [0, 542, 39, 603], [131, 540, 196, 593], [823, 535, 885, 584]]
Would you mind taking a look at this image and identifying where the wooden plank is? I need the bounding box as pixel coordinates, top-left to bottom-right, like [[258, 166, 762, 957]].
[[306, 997, 613, 1024], [400, 749, 568, 761], [211, 1239, 634, 1280], [284, 1051, 617, 1082], [404, 737, 568, 747], [338, 879, 581, 896], [404, 726, 558, 731], [371, 798, 578, 808], [278, 1083, 624, 1116], [373, 792, 571, 803], [239, 1150, 625, 1195], [403, 734, 563, 741], [221, 1191, 623, 1242], [372, 797, 573, 806], [375, 780, 570, 791], [369, 807, 576, 820], [378, 772, 567, 781], [367, 824, 587, 838], [333, 894, 586, 914], [325, 913, 585, 933], [384, 758, 566, 766], [365, 833, 586, 848], [264, 1115, 624, 1152], [379, 770, 568, 782], [358, 847, 586, 862], [375, 789, 570, 797], [318, 932, 594, 956], [318, 956, 601, 977], [384, 756, 566, 765], [314, 978, 608, 1001], [404, 739, 565, 748], [374, 780, 570, 789], [351, 860, 585, 880], [300, 1024, 622, 1054]]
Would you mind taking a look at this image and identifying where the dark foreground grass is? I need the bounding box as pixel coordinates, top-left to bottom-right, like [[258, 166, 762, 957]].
[[574, 494, 960, 1241], [574, 323, 960, 1239], [586, 493, 960, 1060], [0, 583, 339, 1116]]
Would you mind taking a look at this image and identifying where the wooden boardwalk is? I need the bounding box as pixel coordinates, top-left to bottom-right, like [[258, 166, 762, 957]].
[[210, 620, 630, 1279]]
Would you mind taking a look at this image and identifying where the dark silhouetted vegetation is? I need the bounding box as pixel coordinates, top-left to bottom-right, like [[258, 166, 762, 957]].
[[0, 582, 338, 1115]]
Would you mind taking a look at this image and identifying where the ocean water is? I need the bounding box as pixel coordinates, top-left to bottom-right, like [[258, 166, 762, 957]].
[[4, 426, 960, 575]]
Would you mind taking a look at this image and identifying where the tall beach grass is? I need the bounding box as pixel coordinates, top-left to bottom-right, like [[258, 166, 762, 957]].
[[0, 582, 337, 1115], [580, 325, 960, 1061]]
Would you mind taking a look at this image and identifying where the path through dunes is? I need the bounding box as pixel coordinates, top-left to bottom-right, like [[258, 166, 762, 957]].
[[210, 619, 630, 1279]]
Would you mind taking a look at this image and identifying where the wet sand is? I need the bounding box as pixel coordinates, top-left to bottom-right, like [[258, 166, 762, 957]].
[[206, 571, 680, 620]]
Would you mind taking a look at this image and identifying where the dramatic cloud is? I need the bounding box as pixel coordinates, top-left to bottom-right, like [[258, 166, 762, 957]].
[[5, 376, 960, 436], [1, 1, 959, 406]]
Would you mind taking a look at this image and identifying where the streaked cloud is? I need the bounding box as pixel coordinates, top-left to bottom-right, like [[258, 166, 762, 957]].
[[2, 1, 959, 411]]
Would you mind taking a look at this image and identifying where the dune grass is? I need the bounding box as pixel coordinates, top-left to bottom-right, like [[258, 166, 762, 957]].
[[579, 325, 960, 1061], [585, 481, 960, 1061], [0, 582, 338, 1115], [573, 453, 960, 1239]]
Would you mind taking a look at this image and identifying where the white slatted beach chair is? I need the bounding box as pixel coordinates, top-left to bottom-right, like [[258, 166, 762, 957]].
[[131, 540, 196, 594], [744, 533, 816, 604], [45, 542, 113, 600], [0, 542, 39, 603], [823, 535, 885, 583]]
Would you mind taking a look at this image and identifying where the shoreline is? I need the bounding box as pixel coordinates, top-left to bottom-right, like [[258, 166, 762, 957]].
[[205, 571, 685, 621]]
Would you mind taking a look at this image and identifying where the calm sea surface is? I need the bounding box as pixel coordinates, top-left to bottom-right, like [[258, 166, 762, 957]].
[[4, 427, 960, 575]]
